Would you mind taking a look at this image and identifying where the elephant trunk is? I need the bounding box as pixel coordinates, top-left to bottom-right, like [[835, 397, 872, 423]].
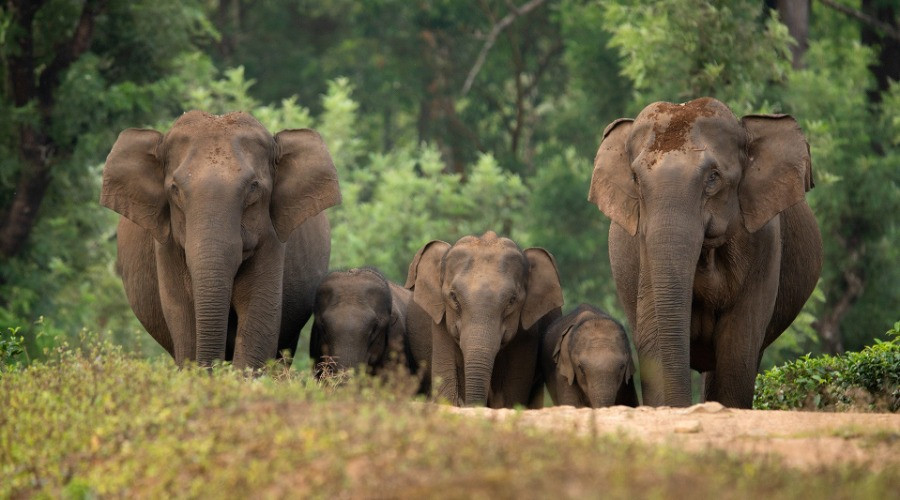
[[640, 220, 702, 407], [585, 376, 619, 408], [460, 323, 501, 406], [186, 212, 242, 367]]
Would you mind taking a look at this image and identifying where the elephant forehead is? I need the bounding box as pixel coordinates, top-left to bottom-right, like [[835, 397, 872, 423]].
[[171, 110, 267, 133], [444, 245, 527, 278], [573, 318, 627, 348], [633, 98, 741, 156], [166, 112, 273, 163], [319, 304, 379, 327]]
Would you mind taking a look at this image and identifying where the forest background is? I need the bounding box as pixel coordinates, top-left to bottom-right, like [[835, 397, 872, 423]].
[[0, 0, 897, 370]]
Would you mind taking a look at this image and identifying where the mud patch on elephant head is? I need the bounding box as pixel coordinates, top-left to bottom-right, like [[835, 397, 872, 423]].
[[645, 98, 721, 155]]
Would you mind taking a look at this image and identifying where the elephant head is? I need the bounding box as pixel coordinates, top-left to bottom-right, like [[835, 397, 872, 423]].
[[406, 231, 563, 406], [589, 97, 812, 406], [552, 304, 636, 407], [101, 111, 340, 367], [311, 268, 400, 376]]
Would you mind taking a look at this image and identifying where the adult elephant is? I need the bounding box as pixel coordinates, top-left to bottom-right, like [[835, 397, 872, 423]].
[[100, 111, 341, 369], [589, 97, 822, 408], [405, 231, 564, 408]]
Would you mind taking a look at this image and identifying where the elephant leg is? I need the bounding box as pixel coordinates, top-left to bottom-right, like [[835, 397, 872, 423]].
[[117, 218, 174, 356], [491, 329, 542, 408], [231, 242, 285, 370], [278, 214, 331, 359], [553, 378, 586, 407], [154, 240, 196, 365], [608, 222, 639, 335], [432, 323, 462, 405], [709, 279, 780, 407]]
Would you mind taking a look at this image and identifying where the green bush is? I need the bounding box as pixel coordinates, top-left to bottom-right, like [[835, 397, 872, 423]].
[[754, 322, 900, 412]]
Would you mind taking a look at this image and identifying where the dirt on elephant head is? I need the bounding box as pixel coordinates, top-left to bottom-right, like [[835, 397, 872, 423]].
[[644, 98, 725, 155]]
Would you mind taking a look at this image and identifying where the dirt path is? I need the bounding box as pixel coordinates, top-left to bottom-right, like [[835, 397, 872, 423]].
[[449, 403, 900, 469]]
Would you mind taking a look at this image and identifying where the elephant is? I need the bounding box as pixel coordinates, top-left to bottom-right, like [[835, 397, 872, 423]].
[[542, 304, 638, 408], [405, 231, 564, 408], [589, 97, 822, 408], [310, 268, 413, 377], [100, 110, 341, 369]]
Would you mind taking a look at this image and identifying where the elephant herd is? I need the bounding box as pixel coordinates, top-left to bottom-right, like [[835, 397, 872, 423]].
[[100, 97, 822, 409]]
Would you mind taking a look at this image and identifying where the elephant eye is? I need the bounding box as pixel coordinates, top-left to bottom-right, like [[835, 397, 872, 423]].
[[705, 170, 721, 192], [449, 291, 461, 311], [507, 294, 517, 306], [245, 180, 262, 206]]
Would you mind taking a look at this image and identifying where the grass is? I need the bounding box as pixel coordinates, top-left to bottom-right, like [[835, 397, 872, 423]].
[[1, 342, 898, 498]]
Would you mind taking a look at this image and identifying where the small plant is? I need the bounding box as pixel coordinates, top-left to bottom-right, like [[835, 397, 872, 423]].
[[0, 327, 26, 370], [754, 322, 900, 411]]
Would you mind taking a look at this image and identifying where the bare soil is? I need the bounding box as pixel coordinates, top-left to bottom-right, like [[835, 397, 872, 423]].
[[448, 403, 900, 470]]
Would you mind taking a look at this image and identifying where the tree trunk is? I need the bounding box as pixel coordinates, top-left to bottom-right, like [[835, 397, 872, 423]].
[[860, 0, 900, 104], [0, 0, 106, 260], [777, 0, 809, 69]]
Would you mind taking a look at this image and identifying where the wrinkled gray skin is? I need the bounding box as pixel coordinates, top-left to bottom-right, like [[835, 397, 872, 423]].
[[542, 304, 638, 408], [589, 97, 822, 408], [101, 111, 341, 369], [310, 268, 412, 377], [405, 231, 564, 408]]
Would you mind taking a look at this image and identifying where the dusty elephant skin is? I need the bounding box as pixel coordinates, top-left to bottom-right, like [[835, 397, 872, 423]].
[[310, 268, 413, 377], [589, 97, 822, 408], [542, 304, 638, 408], [405, 231, 564, 408], [100, 111, 341, 369]]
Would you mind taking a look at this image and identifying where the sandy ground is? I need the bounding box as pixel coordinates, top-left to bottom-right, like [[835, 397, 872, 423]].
[[448, 403, 900, 470]]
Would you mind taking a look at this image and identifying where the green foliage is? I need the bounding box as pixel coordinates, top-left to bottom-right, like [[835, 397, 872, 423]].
[[522, 145, 619, 314], [0, 327, 25, 370], [602, 0, 792, 114], [778, 11, 900, 351], [0, 1, 220, 358], [2, 344, 898, 497], [754, 322, 900, 411], [330, 140, 529, 282]]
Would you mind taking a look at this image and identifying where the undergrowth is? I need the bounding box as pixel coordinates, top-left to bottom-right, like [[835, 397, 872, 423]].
[[754, 322, 900, 411], [1, 337, 897, 498]]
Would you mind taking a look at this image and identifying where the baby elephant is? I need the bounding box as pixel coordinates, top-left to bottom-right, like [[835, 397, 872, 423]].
[[310, 268, 412, 377], [542, 304, 638, 407]]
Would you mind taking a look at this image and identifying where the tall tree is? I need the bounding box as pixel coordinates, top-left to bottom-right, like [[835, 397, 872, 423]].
[[1, 0, 108, 258], [808, 0, 900, 353], [0, 0, 214, 260]]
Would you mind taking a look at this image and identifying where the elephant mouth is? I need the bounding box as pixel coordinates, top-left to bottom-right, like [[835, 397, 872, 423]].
[[702, 233, 728, 249]]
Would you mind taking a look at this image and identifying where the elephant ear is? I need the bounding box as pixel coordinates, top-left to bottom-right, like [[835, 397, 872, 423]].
[[100, 128, 169, 243], [406, 240, 451, 324], [552, 324, 576, 386], [272, 129, 342, 242], [589, 118, 639, 236], [739, 114, 813, 233], [521, 248, 564, 330]]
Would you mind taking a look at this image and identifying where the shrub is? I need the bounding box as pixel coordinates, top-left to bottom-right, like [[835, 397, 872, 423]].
[[754, 322, 900, 411]]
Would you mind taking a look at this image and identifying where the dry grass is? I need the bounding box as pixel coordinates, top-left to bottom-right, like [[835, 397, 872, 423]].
[[1, 342, 897, 498]]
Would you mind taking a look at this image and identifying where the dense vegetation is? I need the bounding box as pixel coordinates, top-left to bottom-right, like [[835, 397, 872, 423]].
[[754, 322, 900, 411], [0, 1, 897, 368], [1, 340, 898, 498]]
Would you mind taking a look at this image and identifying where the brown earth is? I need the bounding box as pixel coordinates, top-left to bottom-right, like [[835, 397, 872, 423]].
[[448, 403, 900, 470]]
